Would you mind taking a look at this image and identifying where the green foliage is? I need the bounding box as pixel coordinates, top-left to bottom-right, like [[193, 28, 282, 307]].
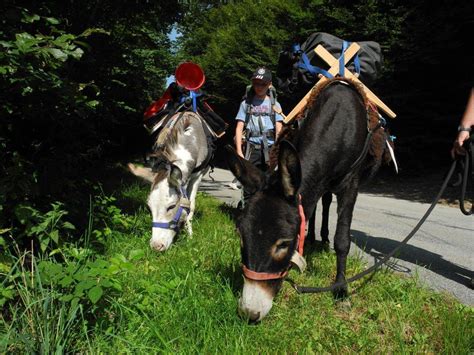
[[14, 202, 75, 253], [0, 184, 146, 352], [38, 256, 126, 306], [0, 248, 139, 353], [1, 2, 182, 253], [90, 187, 135, 245]]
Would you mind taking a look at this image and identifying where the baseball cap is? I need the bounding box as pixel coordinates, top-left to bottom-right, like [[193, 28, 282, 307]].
[[251, 67, 272, 82]]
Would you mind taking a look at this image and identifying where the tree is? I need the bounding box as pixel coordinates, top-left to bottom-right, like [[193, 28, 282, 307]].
[[0, 1, 183, 237]]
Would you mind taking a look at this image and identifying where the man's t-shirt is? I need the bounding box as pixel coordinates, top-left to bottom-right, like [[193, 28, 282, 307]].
[[235, 96, 283, 145]]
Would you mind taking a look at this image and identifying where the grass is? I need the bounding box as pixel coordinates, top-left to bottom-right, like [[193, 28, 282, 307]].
[[2, 182, 473, 353], [90, 184, 473, 353]]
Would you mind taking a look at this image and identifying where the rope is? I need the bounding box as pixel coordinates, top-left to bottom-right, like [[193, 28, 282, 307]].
[[457, 140, 473, 215]]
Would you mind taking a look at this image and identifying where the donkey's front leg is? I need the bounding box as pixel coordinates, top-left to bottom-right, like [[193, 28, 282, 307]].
[[185, 167, 209, 236], [307, 207, 317, 245], [320, 192, 332, 244], [333, 180, 359, 298]]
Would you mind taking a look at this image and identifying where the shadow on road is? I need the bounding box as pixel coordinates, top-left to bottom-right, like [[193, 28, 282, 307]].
[[360, 168, 472, 207], [351, 229, 473, 288]]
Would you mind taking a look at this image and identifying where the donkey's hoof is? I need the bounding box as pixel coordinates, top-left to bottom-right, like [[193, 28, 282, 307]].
[[332, 284, 348, 300], [336, 299, 352, 312], [321, 241, 330, 252]]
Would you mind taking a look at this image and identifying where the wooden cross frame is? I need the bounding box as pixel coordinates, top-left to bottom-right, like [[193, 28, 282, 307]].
[[283, 43, 396, 124]]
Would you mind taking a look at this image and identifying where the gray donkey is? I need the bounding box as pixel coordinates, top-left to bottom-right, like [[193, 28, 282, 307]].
[[129, 111, 214, 251]]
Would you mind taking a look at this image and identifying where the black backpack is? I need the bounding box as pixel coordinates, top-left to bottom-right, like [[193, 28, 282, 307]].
[[276, 32, 383, 98]]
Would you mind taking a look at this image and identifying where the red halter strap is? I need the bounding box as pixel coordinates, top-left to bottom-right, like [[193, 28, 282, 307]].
[[241, 194, 307, 281], [297, 194, 306, 255], [242, 264, 289, 281]]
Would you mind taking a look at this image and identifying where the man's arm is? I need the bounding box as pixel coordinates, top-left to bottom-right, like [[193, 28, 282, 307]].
[[452, 88, 474, 158]]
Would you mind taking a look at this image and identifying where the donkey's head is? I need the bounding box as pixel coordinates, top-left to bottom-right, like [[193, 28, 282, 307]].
[[128, 159, 189, 251], [226, 141, 305, 322]]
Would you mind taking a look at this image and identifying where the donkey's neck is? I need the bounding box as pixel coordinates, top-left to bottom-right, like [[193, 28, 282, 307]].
[[169, 113, 208, 182], [172, 145, 195, 182]]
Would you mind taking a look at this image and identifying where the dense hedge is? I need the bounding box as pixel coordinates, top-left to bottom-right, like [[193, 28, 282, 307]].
[[1, 1, 181, 245]]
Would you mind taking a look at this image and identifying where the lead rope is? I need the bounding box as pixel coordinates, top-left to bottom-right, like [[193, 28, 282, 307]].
[[287, 159, 459, 294], [458, 140, 473, 215]]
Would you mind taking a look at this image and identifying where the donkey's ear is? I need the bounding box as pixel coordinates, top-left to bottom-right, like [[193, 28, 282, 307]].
[[128, 163, 155, 183], [169, 164, 183, 187], [278, 140, 301, 200], [224, 145, 265, 192]]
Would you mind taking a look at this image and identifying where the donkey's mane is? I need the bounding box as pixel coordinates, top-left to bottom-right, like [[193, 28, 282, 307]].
[[269, 77, 391, 170], [150, 112, 194, 187]]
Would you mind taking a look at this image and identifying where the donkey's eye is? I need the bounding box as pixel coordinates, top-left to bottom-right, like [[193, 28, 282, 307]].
[[276, 242, 290, 250], [272, 238, 293, 261], [275, 239, 291, 249], [167, 204, 177, 212]]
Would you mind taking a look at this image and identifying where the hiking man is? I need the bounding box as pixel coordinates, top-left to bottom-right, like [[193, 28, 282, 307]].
[[234, 66, 284, 202]]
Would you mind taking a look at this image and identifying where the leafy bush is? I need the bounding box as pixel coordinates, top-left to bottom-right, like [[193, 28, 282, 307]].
[[13, 202, 76, 252], [0, 249, 140, 353]]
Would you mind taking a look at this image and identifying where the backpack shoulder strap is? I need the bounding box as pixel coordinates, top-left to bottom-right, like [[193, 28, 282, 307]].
[[244, 85, 254, 126], [268, 85, 276, 125]]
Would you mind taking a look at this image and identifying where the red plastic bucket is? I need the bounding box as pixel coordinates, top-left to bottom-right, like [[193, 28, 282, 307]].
[[175, 62, 205, 91]]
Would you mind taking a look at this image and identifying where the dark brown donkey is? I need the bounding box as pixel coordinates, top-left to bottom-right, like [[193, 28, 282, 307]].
[[226, 78, 391, 322]]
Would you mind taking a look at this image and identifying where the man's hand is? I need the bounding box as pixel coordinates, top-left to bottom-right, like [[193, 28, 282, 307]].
[[451, 130, 470, 158]]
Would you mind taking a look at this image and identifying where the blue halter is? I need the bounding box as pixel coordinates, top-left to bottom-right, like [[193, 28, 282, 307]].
[[151, 185, 190, 231]]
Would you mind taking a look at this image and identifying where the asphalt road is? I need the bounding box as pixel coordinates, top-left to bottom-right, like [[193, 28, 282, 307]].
[[200, 168, 474, 305]]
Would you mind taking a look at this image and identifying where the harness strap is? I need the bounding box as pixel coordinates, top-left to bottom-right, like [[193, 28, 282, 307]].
[[152, 205, 189, 231], [339, 40, 361, 77], [459, 139, 473, 215], [152, 185, 190, 231], [297, 195, 306, 255], [299, 52, 333, 79], [242, 264, 289, 281]]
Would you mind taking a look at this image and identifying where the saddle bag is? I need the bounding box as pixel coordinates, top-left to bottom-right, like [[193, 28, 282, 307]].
[[276, 32, 383, 97]]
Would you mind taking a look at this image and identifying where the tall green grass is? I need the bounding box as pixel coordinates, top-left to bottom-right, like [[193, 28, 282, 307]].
[[2, 183, 473, 353], [0, 253, 91, 353]]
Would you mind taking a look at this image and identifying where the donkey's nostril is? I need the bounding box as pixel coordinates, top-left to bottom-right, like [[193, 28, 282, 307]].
[[150, 240, 166, 251], [238, 305, 261, 323], [248, 311, 261, 324]]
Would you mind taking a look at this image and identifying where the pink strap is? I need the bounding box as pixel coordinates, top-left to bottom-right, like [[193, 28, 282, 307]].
[[297, 194, 306, 255], [242, 264, 289, 281]]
